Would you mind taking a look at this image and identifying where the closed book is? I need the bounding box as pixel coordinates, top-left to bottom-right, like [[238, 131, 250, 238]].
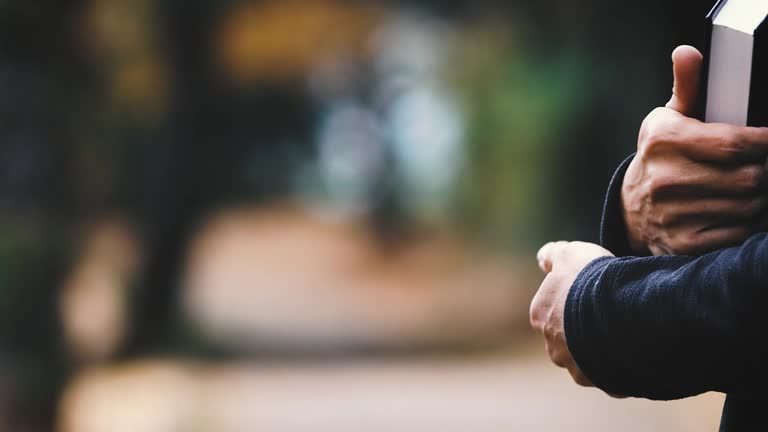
[[700, 0, 768, 126]]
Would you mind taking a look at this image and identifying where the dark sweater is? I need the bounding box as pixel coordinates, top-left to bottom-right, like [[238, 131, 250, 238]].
[[566, 155, 767, 431]]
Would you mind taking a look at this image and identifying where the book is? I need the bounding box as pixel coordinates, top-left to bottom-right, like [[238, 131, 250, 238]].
[[700, 0, 768, 126]]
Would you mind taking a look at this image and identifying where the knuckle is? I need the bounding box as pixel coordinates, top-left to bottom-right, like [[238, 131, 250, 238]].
[[717, 133, 750, 160], [646, 175, 676, 201], [653, 209, 673, 228], [529, 312, 541, 330], [640, 129, 666, 156], [640, 112, 680, 156], [677, 230, 694, 246], [735, 166, 764, 191], [666, 234, 689, 253], [548, 345, 569, 368], [529, 299, 542, 328], [638, 120, 678, 157], [644, 198, 674, 226], [679, 231, 701, 249], [727, 131, 748, 151]]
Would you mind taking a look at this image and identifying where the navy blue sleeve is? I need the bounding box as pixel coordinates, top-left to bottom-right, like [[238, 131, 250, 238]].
[[599, 154, 641, 256], [565, 234, 768, 400]]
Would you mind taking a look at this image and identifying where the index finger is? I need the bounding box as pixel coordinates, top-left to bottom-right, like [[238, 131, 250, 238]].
[[669, 116, 768, 164]]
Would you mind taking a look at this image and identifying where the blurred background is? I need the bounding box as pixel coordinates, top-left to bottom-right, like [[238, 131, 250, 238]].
[[0, 0, 725, 431]]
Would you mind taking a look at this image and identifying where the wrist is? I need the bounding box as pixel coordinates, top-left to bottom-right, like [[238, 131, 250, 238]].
[[620, 185, 652, 256]]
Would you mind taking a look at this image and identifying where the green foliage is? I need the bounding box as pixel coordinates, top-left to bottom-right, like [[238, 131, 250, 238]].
[[451, 24, 588, 248]]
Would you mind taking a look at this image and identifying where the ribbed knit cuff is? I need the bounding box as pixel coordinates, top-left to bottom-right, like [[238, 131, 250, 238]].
[[600, 155, 637, 257], [564, 255, 621, 394]]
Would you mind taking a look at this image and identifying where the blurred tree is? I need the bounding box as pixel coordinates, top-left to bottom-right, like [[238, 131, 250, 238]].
[[0, 1, 86, 429], [124, 0, 358, 354]]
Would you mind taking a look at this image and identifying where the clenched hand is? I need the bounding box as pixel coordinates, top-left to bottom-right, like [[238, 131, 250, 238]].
[[530, 241, 613, 388], [623, 46, 768, 256]]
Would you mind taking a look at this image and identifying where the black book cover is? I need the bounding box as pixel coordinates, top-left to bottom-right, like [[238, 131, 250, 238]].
[[749, 16, 768, 126]]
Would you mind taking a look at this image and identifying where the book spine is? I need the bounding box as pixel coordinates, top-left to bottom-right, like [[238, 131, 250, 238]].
[[747, 19, 768, 127]]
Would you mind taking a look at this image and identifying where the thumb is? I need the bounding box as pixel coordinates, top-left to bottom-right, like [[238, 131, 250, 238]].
[[665, 45, 704, 116]]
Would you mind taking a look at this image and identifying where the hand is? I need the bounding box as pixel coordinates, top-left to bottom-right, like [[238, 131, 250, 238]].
[[530, 241, 613, 387], [623, 46, 768, 256]]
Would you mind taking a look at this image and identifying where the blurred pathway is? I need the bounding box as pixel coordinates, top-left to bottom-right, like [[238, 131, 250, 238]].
[[61, 344, 724, 432]]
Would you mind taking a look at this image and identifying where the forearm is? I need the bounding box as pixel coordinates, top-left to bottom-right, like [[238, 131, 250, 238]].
[[565, 234, 768, 400]]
